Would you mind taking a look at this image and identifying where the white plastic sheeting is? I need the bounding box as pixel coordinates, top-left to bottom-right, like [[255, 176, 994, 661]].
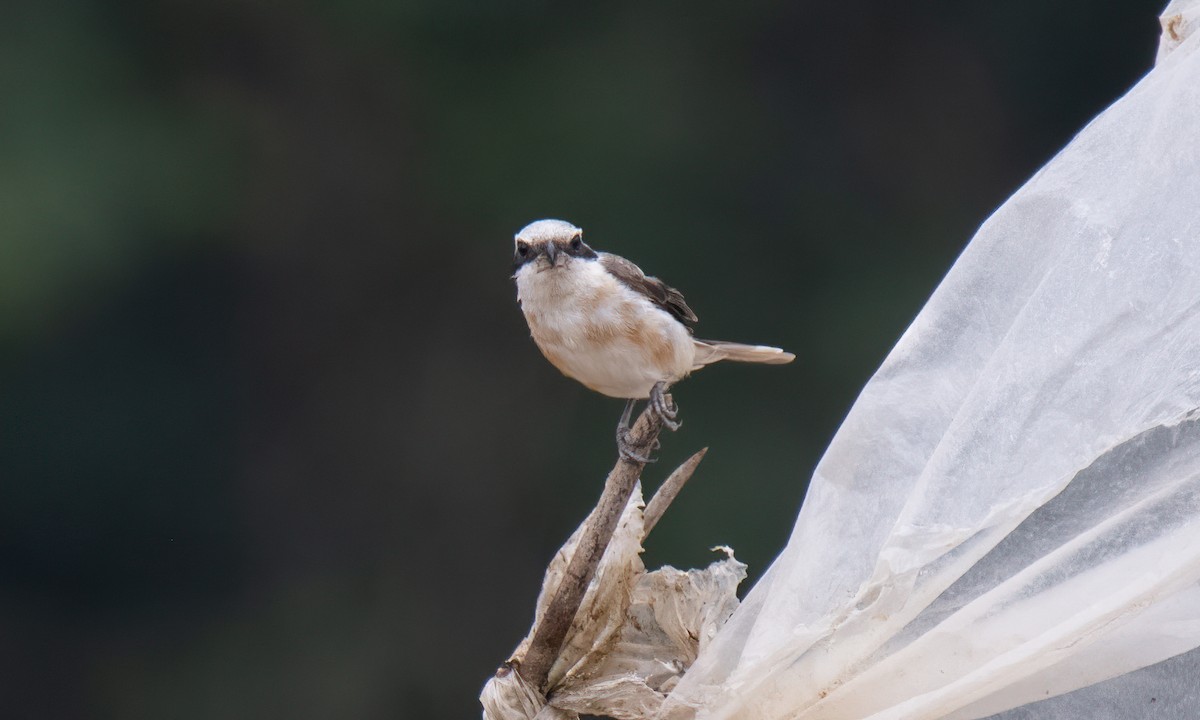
[[660, 2, 1200, 718]]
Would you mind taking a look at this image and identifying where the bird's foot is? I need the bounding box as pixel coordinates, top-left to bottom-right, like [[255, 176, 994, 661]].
[[615, 397, 660, 463], [649, 381, 681, 432], [617, 427, 657, 464]]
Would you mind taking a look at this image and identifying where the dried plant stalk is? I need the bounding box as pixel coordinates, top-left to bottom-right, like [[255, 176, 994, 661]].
[[643, 447, 708, 536], [517, 400, 667, 692]]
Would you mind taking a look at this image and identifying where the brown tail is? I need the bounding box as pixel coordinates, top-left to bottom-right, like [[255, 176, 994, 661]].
[[692, 339, 795, 369]]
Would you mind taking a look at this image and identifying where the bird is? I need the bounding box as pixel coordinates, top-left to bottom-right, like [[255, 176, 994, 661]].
[[512, 218, 795, 462]]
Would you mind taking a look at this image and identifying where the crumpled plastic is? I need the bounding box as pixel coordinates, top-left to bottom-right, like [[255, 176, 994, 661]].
[[481, 485, 746, 720], [659, 1, 1200, 719]]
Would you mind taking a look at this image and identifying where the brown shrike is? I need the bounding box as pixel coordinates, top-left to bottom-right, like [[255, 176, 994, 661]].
[[512, 219, 794, 461]]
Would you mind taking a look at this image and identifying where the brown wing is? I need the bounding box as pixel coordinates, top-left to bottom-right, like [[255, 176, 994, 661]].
[[599, 252, 698, 327]]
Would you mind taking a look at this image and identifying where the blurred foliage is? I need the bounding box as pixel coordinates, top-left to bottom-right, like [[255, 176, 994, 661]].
[[0, 0, 1164, 718]]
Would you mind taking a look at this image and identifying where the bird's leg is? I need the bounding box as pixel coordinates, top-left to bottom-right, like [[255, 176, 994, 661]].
[[649, 381, 681, 431], [616, 398, 656, 464]]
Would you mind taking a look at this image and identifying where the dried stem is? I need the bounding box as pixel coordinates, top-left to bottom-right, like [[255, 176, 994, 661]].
[[643, 447, 708, 536], [517, 398, 667, 692]]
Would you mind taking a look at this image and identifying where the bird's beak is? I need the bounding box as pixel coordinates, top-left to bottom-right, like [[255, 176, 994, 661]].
[[544, 241, 560, 268]]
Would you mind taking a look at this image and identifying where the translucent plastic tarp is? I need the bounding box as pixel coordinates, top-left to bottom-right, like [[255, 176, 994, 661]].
[[659, 2, 1200, 718]]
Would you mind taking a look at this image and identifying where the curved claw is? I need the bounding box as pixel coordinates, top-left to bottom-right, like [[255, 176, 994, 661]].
[[617, 427, 657, 463], [649, 382, 681, 431]]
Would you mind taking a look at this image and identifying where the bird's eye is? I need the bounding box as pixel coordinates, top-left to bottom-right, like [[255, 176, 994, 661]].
[[516, 241, 530, 256], [569, 236, 582, 250]]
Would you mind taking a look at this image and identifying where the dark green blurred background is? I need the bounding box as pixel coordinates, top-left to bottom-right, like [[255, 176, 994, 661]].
[[0, 1, 1165, 717]]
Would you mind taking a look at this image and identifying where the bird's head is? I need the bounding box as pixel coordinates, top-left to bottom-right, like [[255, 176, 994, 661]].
[[513, 219, 596, 273]]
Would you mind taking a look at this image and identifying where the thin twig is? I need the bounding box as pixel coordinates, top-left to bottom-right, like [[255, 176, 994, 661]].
[[517, 397, 668, 693], [643, 447, 708, 537]]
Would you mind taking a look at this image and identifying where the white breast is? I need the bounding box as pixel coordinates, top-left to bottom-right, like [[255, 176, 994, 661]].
[[515, 259, 695, 399]]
